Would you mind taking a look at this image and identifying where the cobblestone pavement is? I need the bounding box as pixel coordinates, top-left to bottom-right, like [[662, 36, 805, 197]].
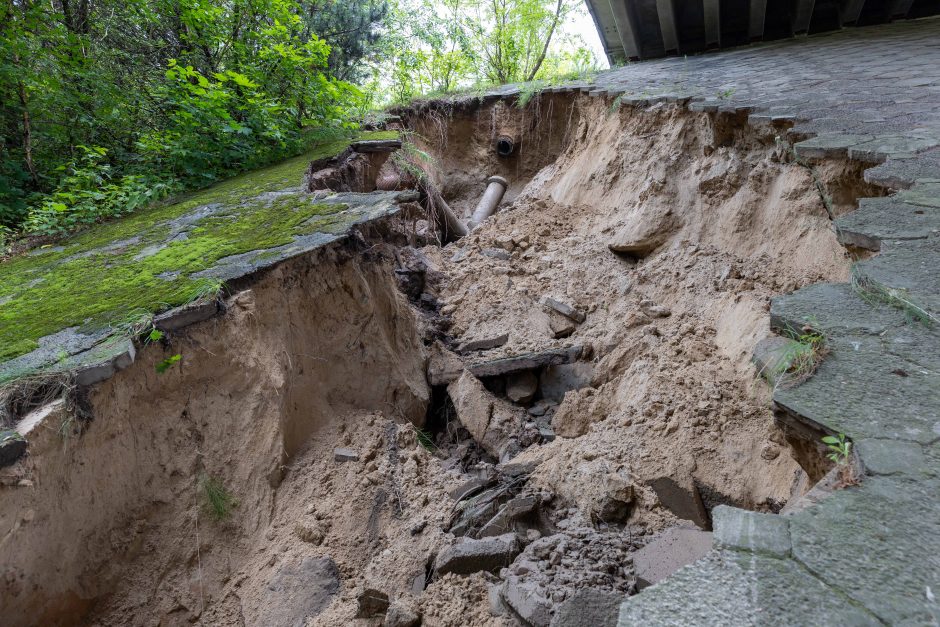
[[532, 16, 940, 627]]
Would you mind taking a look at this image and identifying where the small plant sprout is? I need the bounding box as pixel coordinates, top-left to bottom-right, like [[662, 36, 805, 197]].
[[822, 433, 851, 465], [146, 328, 164, 343], [717, 87, 735, 100], [155, 354, 182, 374], [199, 474, 236, 521]]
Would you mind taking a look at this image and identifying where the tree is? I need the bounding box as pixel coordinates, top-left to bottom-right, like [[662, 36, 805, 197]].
[[302, 0, 390, 82]]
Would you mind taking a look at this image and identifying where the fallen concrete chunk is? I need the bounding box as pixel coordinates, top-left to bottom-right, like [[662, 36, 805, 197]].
[[433, 533, 521, 576], [633, 526, 713, 590], [501, 577, 552, 626], [542, 297, 586, 323], [459, 333, 509, 353], [506, 371, 538, 403], [334, 448, 360, 463], [547, 312, 576, 339], [427, 341, 464, 385], [449, 477, 492, 501], [356, 588, 389, 618], [550, 588, 623, 627], [648, 475, 709, 529], [470, 346, 582, 378], [478, 494, 540, 537], [448, 371, 526, 456]]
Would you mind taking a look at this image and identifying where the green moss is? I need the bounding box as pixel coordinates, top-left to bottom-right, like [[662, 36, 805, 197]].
[[0, 131, 396, 365]]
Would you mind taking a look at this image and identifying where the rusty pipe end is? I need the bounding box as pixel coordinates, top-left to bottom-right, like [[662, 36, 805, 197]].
[[495, 135, 517, 157]]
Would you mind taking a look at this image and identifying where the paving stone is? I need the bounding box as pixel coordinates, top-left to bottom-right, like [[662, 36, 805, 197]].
[[541, 297, 586, 323], [848, 135, 940, 162], [854, 237, 940, 317], [898, 181, 940, 208], [647, 476, 709, 529], [458, 333, 509, 353], [855, 438, 929, 476], [794, 133, 872, 159], [711, 506, 791, 558], [153, 300, 220, 332], [789, 475, 940, 624], [835, 196, 940, 251], [617, 551, 881, 626], [864, 148, 940, 189]]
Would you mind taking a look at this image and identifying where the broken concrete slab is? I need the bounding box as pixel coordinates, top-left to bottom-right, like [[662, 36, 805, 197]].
[[458, 333, 509, 353], [547, 312, 576, 339], [334, 448, 360, 462], [712, 506, 791, 558], [433, 533, 521, 576], [469, 346, 583, 378], [541, 297, 586, 323], [633, 527, 714, 590], [506, 371, 538, 403], [254, 557, 340, 627], [449, 477, 492, 502], [478, 494, 540, 537], [648, 476, 709, 529], [153, 300, 220, 332]]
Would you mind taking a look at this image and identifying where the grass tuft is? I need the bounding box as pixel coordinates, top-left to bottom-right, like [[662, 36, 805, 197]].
[[200, 474, 236, 521], [851, 268, 937, 326]]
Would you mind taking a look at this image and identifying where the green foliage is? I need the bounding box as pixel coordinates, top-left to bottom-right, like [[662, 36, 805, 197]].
[[147, 329, 165, 344], [822, 433, 851, 465], [764, 324, 828, 388], [156, 354, 182, 374], [0, 0, 368, 239], [851, 268, 937, 326], [200, 473, 237, 520]]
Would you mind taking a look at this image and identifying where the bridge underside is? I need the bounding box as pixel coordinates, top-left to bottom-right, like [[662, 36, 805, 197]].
[[586, 0, 940, 63]]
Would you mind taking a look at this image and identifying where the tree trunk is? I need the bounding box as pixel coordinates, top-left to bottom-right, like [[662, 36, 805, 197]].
[[526, 0, 564, 82]]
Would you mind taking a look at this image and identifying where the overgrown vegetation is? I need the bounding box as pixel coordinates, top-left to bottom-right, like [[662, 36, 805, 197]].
[[822, 433, 851, 465], [199, 473, 237, 521], [0, 0, 383, 240], [851, 268, 937, 326]]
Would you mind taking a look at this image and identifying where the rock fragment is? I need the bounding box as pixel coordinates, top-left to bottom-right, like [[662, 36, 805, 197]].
[[383, 601, 421, 627], [459, 333, 509, 353], [433, 533, 521, 577], [470, 346, 582, 378], [0, 430, 27, 467], [254, 557, 340, 627], [502, 578, 553, 626], [356, 588, 390, 618], [648, 475, 709, 529], [639, 300, 671, 318], [427, 341, 464, 385], [541, 297, 586, 323], [550, 588, 623, 627], [506, 370, 538, 403], [547, 312, 577, 339], [334, 448, 360, 463]]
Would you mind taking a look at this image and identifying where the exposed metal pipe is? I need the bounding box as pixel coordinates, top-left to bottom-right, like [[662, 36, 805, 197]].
[[468, 176, 509, 230], [424, 184, 469, 242]]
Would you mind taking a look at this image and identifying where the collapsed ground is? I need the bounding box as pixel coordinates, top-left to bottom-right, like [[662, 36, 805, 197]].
[[0, 93, 879, 626]]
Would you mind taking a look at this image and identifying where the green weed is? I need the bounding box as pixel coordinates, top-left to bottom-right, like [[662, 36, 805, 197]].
[[851, 268, 937, 326], [155, 354, 181, 374], [199, 474, 236, 521], [822, 433, 851, 465]]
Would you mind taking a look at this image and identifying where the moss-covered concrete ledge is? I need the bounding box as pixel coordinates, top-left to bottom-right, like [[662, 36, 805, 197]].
[[0, 131, 403, 385]]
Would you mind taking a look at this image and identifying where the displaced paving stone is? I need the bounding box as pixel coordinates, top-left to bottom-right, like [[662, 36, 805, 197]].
[[618, 550, 881, 625], [356, 588, 390, 618], [547, 311, 577, 339], [648, 476, 709, 529], [711, 506, 791, 558], [855, 438, 928, 476], [351, 139, 402, 152], [334, 448, 360, 462], [255, 557, 340, 627], [448, 370, 525, 456], [506, 370, 538, 403], [433, 533, 521, 576], [0, 431, 27, 467], [470, 346, 583, 378], [835, 196, 940, 251], [541, 297, 586, 323], [449, 477, 492, 501], [551, 588, 623, 627], [633, 526, 713, 590], [478, 494, 540, 537], [793, 133, 871, 159], [458, 333, 509, 353]]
